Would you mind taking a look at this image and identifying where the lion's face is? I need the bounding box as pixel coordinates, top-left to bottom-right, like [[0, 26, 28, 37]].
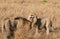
[[28, 14, 37, 24]]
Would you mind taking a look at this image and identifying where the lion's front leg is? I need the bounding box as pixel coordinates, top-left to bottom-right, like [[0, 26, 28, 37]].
[[46, 22, 50, 35], [46, 26, 49, 35]]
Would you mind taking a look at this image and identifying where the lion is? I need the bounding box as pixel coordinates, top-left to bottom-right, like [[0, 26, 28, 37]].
[[28, 14, 54, 35]]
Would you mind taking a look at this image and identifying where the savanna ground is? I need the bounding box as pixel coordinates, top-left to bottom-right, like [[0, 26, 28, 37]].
[[0, 0, 60, 39]]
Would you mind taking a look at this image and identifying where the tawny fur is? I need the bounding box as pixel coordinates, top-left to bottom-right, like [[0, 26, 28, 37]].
[[40, 18, 54, 35], [28, 14, 54, 35], [14, 17, 32, 31], [28, 14, 37, 28], [2, 18, 16, 39]]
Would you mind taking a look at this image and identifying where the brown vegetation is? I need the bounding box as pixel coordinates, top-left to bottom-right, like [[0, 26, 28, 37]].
[[0, 0, 60, 39]]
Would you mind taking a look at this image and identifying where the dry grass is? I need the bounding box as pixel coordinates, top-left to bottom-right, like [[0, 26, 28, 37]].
[[0, 0, 60, 39]]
